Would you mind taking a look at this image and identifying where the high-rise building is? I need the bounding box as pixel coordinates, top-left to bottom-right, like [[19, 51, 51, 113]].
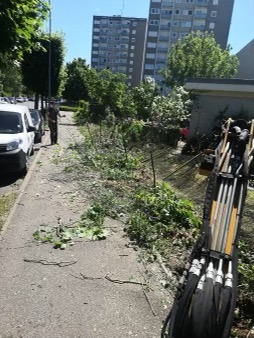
[[91, 15, 147, 88], [143, 0, 235, 82]]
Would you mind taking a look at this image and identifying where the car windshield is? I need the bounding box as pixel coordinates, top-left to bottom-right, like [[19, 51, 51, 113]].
[[30, 111, 39, 124], [0, 111, 23, 134]]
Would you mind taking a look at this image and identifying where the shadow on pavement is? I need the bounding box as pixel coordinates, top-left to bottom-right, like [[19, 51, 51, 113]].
[[0, 173, 20, 188]]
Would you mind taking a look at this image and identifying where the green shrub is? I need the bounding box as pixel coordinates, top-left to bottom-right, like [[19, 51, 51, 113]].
[[121, 119, 145, 143], [73, 100, 89, 123], [59, 105, 79, 112], [127, 181, 200, 248]]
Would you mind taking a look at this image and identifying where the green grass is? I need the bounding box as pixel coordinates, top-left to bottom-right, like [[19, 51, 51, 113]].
[[0, 193, 17, 231]]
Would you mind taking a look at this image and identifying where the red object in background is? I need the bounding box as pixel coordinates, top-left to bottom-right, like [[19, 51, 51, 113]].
[[179, 127, 188, 140]]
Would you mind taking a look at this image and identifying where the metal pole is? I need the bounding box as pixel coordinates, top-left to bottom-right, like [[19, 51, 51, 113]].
[[48, 0, 52, 107]]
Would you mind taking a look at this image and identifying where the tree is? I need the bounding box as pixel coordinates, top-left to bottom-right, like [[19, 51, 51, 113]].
[[131, 77, 159, 120], [161, 31, 239, 87], [151, 86, 192, 130], [63, 58, 90, 102], [21, 33, 65, 106], [0, 59, 23, 96], [0, 0, 49, 62]]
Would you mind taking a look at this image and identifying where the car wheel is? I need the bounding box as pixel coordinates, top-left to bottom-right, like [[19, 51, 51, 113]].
[[20, 156, 28, 177], [37, 132, 42, 143], [30, 146, 34, 156]]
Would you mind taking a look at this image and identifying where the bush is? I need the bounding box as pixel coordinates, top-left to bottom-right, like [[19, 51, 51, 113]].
[[59, 105, 79, 112], [73, 100, 89, 124], [127, 182, 200, 248]]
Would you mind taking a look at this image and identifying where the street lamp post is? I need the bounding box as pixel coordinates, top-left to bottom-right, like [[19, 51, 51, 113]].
[[48, 0, 52, 107]]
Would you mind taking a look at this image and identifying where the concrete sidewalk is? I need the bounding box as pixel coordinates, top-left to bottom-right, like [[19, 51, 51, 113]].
[[0, 113, 169, 338]]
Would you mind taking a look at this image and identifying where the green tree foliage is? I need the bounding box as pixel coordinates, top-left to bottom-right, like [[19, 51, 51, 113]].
[[131, 77, 159, 120], [92, 69, 127, 115], [0, 59, 23, 96], [0, 0, 49, 61], [161, 32, 239, 87], [151, 86, 192, 129], [63, 58, 91, 102], [21, 33, 65, 99]]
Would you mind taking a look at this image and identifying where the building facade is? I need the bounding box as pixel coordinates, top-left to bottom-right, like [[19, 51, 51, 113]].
[[91, 15, 147, 88], [235, 39, 254, 80], [143, 0, 235, 82]]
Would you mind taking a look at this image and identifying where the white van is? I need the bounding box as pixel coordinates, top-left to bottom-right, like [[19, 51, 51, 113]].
[[0, 104, 36, 175]]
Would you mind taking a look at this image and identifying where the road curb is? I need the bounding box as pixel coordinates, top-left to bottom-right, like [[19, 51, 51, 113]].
[[0, 135, 49, 240]]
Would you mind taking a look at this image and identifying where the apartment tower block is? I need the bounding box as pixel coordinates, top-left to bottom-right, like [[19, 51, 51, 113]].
[[144, 0, 235, 82], [91, 15, 147, 87]]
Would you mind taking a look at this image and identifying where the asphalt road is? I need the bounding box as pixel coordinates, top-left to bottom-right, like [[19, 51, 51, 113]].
[[0, 111, 171, 338]]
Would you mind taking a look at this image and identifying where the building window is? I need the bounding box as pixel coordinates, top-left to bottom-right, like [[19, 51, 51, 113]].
[[152, 0, 161, 2], [129, 60, 134, 65], [93, 28, 100, 32], [173, 21, 179, 26], [183, 9, 193, 15], [150, 20, 159, 25], [147, 42, 157, 48], [148, 31, 158, 37], [94, 20, 100, 24], [93, 51, 98, 54], [146, 53, 156, 59], [133, 22, 137, 26], [131, 45, 135, 49], [93, 36, 99, 40], [93, 43, 99, 47], [151, 8, 160, 14], [213, 0, 219, 4], [175, 9, 181, 15], [128, 82, 132, 87], [128, 75, 132, 79], [211, 11, 217, 17], [132, 30, 136, 34], [130, 53, 134, 57], [209, 22, 215, 29], [171, 32, 178, 38], [145, 64, 155, 70], [176, 0, 182, 2], [129, 68, 133, 73], [185, 0, 193, 2], [182, 21, 192, 27], [131, 38, 136, 42]]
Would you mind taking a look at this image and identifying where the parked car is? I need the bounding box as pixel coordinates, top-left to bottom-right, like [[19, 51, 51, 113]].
[[0, 104, 36, 175], [8, 97, 16, 104], [29, 109, 45, 143], [16, 97, 24, 103], [0, 97, 8, 104]]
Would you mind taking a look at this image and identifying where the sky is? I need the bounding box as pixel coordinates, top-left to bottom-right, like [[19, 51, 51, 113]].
[[48, 0, 254, 64]]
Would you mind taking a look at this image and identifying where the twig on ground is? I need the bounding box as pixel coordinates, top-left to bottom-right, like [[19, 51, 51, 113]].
[[24, 259, 77, 267], [105, 274, 147, 286], [70, 273, 103, 281], [56, 217, 63, 237], [142, 285, 157, 316]]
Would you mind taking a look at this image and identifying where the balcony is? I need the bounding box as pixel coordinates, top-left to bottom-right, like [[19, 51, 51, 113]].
[[194, 13, 207, 19], [158, 36, 169, 41], [121, 30, 130, 36], [195, 1, 208, 6], [160, 25, 170, 30], [161, 14, 173, 19], [121, 38, 129, 43], [156, 58, 166, 64], [157, 47, 168, 53], [192, 25, 205, 30], [161, 1, 173, 7]]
